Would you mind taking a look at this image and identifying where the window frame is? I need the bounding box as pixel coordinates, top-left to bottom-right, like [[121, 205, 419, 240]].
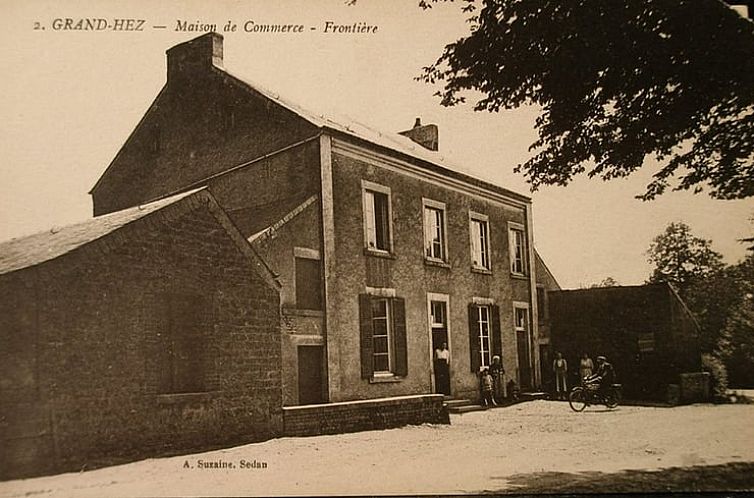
[[477, 304, 492, 369], [508, 222, 527, 276], [293, 247, 322, 311], [370, 297, 394, 375], [422, 198, 448, 263], [361, 180, 394, 254], [359, 290, 407, 380], [469, 211, 491, 272]]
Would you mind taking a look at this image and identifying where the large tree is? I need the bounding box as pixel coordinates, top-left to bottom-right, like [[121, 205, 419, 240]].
[[419, 0, 754, 200], [646, 221, 724, 294]]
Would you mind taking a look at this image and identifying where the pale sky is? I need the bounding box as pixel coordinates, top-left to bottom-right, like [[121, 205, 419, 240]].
[[1, 0, 752, 289]]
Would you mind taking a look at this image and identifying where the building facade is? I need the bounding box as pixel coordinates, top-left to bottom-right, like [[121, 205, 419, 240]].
[[0, 190, 282, 479], [91, 33, 543, 405]]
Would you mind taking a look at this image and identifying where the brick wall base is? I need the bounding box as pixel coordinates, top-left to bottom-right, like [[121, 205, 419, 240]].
[[283, 394, 450, 437]]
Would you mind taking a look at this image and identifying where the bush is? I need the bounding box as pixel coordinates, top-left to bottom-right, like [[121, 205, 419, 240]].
[[702, 353, 729, 401]]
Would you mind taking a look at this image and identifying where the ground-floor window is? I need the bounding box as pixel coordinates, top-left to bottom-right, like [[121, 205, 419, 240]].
[[359, 294, 407, 378], [468, 303, 501, 373]]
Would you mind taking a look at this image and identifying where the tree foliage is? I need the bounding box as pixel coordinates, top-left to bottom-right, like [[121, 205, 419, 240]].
[[419, 0, 754, 200], [590, 276, 620, 288], [717, 296, 754, 386], [647, 222, 754, 386], [647, 221, 724, 294]]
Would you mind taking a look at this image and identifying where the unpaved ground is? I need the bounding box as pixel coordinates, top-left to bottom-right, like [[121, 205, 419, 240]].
[[1, 401, 753, 496]]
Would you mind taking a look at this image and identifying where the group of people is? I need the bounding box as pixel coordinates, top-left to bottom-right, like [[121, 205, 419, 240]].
[[552, 352, 614, 399], [479, 356, 506, 406], [436, 342, 614, 404]]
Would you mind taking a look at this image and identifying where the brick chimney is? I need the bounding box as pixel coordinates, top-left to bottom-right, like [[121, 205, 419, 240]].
[[167, 32, 223, 80], [399, 118, 439, 151]]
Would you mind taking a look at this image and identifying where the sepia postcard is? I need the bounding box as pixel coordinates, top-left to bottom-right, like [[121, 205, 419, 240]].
[[1, 0, 752, 496]]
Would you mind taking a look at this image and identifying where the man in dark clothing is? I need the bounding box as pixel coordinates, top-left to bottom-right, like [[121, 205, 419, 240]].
[[587, 356, 615, 397]]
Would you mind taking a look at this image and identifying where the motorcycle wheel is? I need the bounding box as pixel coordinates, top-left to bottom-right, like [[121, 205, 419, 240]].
[[568, 387, 587, 412], [605, 389, 620, 409]]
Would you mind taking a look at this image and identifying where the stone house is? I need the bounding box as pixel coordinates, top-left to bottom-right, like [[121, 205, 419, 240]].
[[90, 33, 546, 406], [0, 189, 282, 479], [548, 283, 703, 401]]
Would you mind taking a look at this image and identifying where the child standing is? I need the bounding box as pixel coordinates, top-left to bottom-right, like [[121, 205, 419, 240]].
[[480, 367, 495, 406]]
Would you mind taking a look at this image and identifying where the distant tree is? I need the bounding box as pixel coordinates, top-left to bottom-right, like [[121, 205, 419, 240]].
[[419, 0, 754, 200], [646, 222, 724, 295], [590, 277, 620, 288], [717, 296, 754, 387], [685, 264, 744, 352]]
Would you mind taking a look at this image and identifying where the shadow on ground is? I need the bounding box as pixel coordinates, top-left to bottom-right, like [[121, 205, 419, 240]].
[[493, 461, 754, 494]]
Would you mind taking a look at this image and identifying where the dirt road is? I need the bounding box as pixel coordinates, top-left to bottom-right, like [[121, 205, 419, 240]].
[[2, 401, 753, 496]]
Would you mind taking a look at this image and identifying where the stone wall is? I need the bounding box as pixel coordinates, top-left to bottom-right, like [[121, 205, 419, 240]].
[[283, 395, 449, 437], [0, 198, 282, 479]]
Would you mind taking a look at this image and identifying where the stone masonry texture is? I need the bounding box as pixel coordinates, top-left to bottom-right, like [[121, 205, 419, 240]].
[[0, 199, 282, 480]]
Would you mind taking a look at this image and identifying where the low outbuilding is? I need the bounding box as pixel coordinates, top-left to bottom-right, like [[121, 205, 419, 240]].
[[0, 189, 282, 479]]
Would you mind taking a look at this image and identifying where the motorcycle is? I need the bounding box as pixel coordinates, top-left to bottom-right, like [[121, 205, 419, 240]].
[[568, 379, 622, 412]]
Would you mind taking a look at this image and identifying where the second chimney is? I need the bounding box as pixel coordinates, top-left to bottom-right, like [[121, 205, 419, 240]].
[[399, 118, 439, 151]]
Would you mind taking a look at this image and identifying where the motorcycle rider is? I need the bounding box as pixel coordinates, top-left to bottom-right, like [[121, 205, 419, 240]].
[[586, 355, 615, 398]]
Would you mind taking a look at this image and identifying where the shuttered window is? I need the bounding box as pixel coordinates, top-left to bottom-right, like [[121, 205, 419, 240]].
[[468, 303, 501, 373], [359, 294, 407, 378]]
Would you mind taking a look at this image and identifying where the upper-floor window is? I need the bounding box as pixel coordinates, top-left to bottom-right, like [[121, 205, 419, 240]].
[[470, 212, 490, 271], [294, 248, 322, 311], [362, 181, 392, 253], [509, 223, 527, 276], [423, 199, 447, 262]]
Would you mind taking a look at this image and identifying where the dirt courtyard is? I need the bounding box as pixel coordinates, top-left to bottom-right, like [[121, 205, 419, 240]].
[[1, 400, 753, 496]]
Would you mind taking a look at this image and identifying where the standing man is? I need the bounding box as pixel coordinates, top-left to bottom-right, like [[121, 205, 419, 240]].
[[553, 351, 568, 400]]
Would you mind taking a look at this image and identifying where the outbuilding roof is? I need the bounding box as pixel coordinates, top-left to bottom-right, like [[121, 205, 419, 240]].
[[0, 189, 200, 276]]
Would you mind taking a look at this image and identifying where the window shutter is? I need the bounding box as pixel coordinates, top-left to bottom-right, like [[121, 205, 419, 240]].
[[468, 304, 480, 373], [359, 294, 374, 379], [491, 304, 502, 358], [392, 297, 408, 377]]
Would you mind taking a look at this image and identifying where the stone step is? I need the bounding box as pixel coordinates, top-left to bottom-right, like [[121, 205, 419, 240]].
[[519, 392, 549, 401], [443, 399, 474, 408], [447, 404, 488, 414]]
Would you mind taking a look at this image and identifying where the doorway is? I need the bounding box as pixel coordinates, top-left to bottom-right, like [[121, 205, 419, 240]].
[[298, 345, 324, 405], [429, 299, 451, 395], [514, 306, 532, 390]]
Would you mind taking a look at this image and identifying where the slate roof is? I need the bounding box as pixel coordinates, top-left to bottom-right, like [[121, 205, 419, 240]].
[[0, 189, 201, 276], [215, 66, 531, 203]]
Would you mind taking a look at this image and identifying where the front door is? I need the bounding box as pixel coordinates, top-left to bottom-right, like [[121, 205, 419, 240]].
[[298, 345, 324, 405], [515, 307, 532, 390], [430, 300, 451, 395]]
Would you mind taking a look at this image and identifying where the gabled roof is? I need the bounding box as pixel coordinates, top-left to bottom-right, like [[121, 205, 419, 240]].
[[0, 188, 280, 290], [0, 189, 200, 276], [213, 65, 531, 204]]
